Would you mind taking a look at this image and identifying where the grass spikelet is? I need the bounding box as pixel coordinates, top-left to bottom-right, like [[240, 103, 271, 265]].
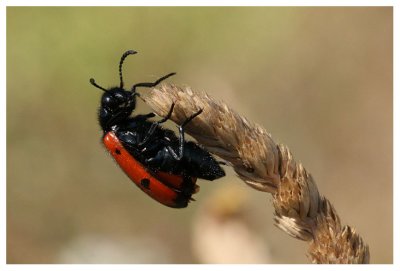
[[144, 83, 369, 264]]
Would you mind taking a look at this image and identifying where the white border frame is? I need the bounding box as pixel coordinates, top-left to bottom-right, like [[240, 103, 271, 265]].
[[1, 1, 397, 270]]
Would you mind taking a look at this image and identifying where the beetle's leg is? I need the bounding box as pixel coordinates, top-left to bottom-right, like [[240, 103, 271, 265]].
[[167, 108, 203, 161], [138, 103, 175, 146], [137, 112, 156, 120], [156, 103, 175, 124]]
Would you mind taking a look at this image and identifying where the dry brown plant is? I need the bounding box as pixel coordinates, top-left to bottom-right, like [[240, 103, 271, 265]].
[[144, 83, 370, 264]]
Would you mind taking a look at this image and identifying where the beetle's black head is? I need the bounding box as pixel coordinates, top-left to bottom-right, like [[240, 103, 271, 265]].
[[89, 50, 175, 132], [96, 85, 137, 132]]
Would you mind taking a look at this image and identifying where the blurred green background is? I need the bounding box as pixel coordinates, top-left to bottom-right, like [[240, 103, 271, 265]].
[[7, 7, 392, 263]]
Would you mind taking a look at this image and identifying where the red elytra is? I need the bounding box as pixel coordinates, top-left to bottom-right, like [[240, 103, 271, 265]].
[[103, 131, 197, 208]]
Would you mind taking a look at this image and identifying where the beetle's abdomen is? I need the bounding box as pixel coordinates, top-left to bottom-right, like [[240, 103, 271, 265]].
[[103, 131, 196, 208]]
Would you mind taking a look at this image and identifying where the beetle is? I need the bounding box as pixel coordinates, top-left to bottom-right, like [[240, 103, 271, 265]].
[[89, 50, 225, 208]]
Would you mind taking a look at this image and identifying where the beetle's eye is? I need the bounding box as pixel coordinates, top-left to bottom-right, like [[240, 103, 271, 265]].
[[102, 91, 130, 110], [102, 95, 114, 107]]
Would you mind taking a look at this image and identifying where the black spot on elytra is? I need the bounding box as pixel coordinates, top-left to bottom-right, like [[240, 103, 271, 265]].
[[115, 149, 121, 155], [141, 178, 150, 189]]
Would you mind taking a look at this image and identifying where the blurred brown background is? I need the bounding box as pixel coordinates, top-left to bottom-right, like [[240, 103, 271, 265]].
[[7, 7, 392, 263]]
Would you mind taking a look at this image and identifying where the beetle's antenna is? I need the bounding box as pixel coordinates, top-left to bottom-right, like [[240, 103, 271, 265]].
[[90, 78, 107, 92], [119, 50, 137, 89], [131, 72, 176, 93]]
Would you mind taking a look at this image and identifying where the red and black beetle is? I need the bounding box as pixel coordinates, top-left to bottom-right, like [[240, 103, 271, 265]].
[[90, 50, 225, 208]]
